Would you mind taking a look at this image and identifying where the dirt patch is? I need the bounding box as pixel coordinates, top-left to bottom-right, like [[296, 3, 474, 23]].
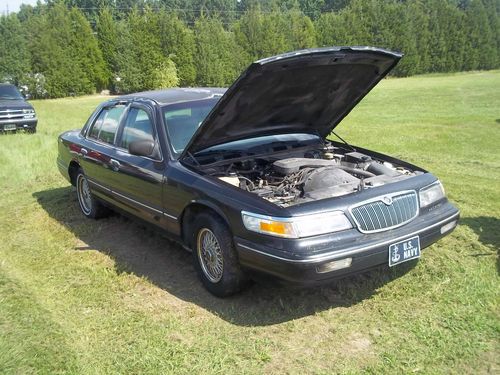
[[345, 332, 373, 355]]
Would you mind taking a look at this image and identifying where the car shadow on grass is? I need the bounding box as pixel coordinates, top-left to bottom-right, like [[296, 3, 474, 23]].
[[460, 217, 500, 275], [33, 186, 417, 326]]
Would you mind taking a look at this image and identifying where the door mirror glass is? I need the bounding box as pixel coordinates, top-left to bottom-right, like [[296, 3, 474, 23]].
[[128, 140, 155, 157]]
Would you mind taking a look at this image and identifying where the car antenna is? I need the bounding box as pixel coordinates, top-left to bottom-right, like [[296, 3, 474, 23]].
[[330, 130, 356, 152]]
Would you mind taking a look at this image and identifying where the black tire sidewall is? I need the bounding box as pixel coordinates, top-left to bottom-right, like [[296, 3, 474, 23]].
[[192, 212, 246, 297]]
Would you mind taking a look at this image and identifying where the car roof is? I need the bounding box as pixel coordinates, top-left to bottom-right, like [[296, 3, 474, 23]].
[[117, 87, 227, 105]]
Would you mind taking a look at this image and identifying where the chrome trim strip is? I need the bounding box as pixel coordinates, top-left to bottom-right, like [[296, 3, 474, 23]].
[[163, 212, 178, 220], [56, 159, 67, 170], [112, 190, 163, 215], [348, 190, 419, 234], [87, 178, 110, 192], [236, 211, 460, 264], [87, 177, 177, 220]]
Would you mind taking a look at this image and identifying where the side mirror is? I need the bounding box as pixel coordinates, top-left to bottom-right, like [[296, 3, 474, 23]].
[[128, 140, 155, 158], [23, 93, 31, 100]]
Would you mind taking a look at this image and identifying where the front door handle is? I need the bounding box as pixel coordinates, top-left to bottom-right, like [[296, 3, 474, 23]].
[[110, 159, 121, 171]]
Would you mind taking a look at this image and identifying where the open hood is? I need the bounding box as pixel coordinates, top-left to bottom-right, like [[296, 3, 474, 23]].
[[183, 46, 402, 156]]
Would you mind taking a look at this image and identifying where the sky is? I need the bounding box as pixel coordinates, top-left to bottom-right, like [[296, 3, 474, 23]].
[[2, 0, 39, 14]]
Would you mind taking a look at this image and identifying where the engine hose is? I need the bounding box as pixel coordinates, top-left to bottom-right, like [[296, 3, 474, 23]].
[[337, 166, 376, 178], [365, 162, 400, 177]]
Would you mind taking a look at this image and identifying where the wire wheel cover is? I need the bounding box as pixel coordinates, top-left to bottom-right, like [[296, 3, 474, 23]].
[[77, 175, 92, 214], [197, 228, 224, 283]]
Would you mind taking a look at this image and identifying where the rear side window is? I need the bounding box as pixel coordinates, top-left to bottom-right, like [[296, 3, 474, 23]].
[[88, 109, 107, 139], [119, 108, 154, 149], [88, 105, 126, 144], [99, 106, 125, 144]]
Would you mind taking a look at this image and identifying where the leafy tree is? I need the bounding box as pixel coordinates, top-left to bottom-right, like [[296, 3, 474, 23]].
[[157, 11, 197, 86], [235, 5, 315, 61], [194, 16, 248, 86], [4, 0, 500, 96], [0, 14, 31, 85], [96, 7, 119, 86], [27, 3, 107, 97], [464, 0, 497, 70], [114, 7, 179, 93], [284, 5, 316, 49], [69, 7, 109, 90], [406, 0, 432, 73]]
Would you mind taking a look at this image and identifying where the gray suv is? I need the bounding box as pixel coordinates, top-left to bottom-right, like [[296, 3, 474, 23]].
[[0, 83, 37, 133]]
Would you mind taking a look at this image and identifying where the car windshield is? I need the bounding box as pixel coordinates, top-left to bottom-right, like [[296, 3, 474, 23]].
[[196, 134, 322, 157], [162, 99, 219, 158], [0, 85, 23, 100]]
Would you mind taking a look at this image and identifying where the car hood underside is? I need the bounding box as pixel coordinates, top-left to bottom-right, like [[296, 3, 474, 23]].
[[183, 46, 402, 156]]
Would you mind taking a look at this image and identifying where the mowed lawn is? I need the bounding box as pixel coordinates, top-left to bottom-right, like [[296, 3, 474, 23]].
[[0, 71, 499, 374]]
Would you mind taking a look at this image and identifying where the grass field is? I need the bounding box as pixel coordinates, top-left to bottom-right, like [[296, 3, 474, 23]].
[[0, 71, 499, 374]]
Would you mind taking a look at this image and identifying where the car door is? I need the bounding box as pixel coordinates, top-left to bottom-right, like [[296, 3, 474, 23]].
[[106, 103, 167, 227], [79, 102, 128, 204]]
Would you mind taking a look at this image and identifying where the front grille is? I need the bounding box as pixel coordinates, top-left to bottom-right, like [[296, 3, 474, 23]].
[[0, 109, 25, 121], [350, 191, 419, 233]]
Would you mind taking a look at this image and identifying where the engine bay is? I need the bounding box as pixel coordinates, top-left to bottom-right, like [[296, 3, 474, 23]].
[[194, 141, 422, 207]]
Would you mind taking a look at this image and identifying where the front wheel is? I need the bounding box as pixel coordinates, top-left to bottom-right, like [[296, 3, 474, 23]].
[[192, 212, 248, 297], [76, 169, 109, 219]]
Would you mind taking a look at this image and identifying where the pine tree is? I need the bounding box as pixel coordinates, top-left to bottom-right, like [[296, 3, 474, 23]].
[[0, 14, 31, 85], [96, 7, 119, 87], [114, 7, 179, 93], [465, 0, 497, 70], [284, 4, 316, 50], [194, 16, 248, 86], [69, 7, 109, 91], [157, 11, 197, 86]]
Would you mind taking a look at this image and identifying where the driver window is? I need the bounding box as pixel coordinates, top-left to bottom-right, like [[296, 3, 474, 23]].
[[120, 108, 155, 150]]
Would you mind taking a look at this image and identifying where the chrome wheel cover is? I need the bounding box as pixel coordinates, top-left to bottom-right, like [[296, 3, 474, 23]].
[[77, 174, 92, 215], [197, 228, 224, 283]]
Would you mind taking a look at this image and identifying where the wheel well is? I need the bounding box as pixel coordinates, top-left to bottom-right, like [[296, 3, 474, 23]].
[[68, 161, 80, 186], [181, 203, 229, 249]]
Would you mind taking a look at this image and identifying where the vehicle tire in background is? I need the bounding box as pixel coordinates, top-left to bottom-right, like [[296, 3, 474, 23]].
[[76, 168, 109, 219], [192, 212, 249, 297]]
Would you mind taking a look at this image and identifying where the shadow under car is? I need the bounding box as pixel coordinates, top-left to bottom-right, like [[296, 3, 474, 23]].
[[33, 185, 419, 326]]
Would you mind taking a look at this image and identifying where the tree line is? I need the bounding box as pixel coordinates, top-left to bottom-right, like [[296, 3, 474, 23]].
[[0, 0, 498, 98]]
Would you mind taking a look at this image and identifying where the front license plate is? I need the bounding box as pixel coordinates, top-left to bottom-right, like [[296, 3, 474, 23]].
[[388, 235, 421, 267], [3, 124, 16, 131]]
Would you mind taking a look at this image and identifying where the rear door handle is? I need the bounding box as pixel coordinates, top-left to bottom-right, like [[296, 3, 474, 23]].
[[110, 159, 121, 171]]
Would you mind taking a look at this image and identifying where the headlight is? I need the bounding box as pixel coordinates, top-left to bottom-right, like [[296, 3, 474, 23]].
[[22, 109, 34, 113], [241, 211, 352, 238], [419, 181, 445, 207]]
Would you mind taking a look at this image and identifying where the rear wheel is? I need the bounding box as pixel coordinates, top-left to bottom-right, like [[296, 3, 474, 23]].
[[192, 212, 248, 297], [76, 169, 109, 219]]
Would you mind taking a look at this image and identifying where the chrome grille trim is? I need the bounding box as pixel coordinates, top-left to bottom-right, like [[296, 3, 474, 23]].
[[0, 109, 31, 120], [349, 190, 419, 233]]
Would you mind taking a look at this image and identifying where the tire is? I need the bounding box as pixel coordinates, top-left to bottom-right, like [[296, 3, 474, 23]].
[[26, 127, 36, 134], [75, 168, 109, 219], [192, 212, 248, 297]]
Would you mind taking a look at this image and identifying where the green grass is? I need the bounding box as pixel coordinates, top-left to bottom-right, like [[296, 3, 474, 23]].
[[0, 72, 499, 374]]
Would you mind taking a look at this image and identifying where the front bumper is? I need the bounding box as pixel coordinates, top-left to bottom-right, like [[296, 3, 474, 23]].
[[0, 117, 38, 132], [235, 202, 459, 284]]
